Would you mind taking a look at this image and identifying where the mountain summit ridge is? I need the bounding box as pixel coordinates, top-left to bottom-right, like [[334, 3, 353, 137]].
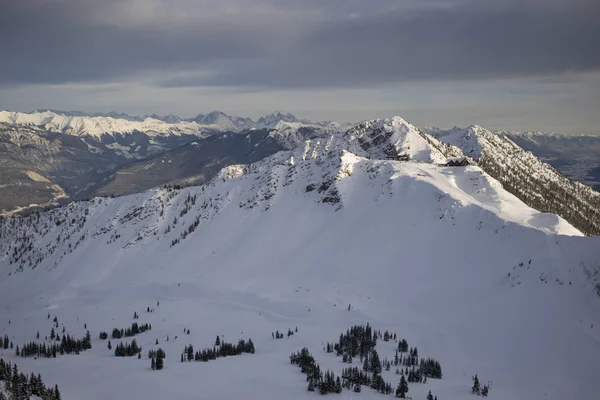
[[0, 116, 599, 399]]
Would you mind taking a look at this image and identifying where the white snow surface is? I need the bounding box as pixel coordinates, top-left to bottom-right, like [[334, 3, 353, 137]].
[[0, 121, 599, 400]]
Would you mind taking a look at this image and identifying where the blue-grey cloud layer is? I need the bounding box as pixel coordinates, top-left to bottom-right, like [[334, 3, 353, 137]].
[[1, 0, 598, 88]]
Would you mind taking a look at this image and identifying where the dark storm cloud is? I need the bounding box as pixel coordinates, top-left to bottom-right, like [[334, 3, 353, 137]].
[[1, 0, 599, 88]]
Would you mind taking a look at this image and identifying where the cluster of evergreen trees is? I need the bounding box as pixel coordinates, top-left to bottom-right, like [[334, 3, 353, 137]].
[[108, 322, 152, 339], [150, 349, 166, 370], [0, 358, 61, 400], [181, 338, 255, 363], [1, 335, 13, 350], [383, 330, 397, 342], [289, 348, 342, 394], [471, 374, 490, 397], [114, 339, 142, 357], [340, 366, 393, 394], [420, 358, 442, 379], [272, 327, 297, 339], [332, 324, 378, 358], [318, 324, 444, 397], [426, 389, 438, 400], [17, 331, 91, 358]]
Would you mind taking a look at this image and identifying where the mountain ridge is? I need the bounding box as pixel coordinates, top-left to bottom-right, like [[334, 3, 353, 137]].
[[0, 117, 599, 399], [1, 112, 599, 237]]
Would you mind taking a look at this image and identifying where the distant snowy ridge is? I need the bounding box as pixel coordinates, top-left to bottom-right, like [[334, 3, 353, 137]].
[[0, 110, 338, 138]]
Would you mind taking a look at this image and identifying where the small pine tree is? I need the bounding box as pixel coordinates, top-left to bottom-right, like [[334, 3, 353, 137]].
[[215, 335, 220, 346], [107, 340, 112, 350], [151, 357, 156, 370], [156, 353, 164, 370], [396, 375, 408, 398], [427, 390, 434, 400], [472, 375, 480, 395], [482, 385, 489, 397]]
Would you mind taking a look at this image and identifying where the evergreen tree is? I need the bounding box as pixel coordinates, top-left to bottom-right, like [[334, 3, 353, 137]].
[[215, 336, 220, 346], [472, 375, 480, 395], [482, 385, 489, 397], [151, 357, 156, 370], [427, 390, 434, 400], [107, 340, 112, 350], [371, 350, 382, 375], [396, 375, 408, 398], [156, 351, 164, 370]]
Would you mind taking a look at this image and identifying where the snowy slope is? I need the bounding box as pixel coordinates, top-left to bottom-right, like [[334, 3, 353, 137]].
[[436, 126, 600, 236], [1, 121, 599, 400]]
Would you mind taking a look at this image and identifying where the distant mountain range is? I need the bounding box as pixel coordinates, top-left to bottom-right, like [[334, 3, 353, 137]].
[[1, 110, 598, 235], [0, 110, 342, 213]]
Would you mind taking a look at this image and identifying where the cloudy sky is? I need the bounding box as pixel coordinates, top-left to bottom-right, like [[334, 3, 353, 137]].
[[1, 0, 599, 133]]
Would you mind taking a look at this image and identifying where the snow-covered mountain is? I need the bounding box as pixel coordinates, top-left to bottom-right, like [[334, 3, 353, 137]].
[[503, 131, 600, 192], [431, 126, 600, 235], [0, 110, 341, 214], [0, 110, 333, 138], [0, 116, 599, 400]]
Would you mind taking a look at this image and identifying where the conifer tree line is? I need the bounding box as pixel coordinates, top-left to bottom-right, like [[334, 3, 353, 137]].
[[106, 322, 151, 339], [1, 335, 13, 350], [181, 338, 255, 363], [272, 327, 297, 339], [339, 366, 393, 394], [289, 348, 343, 394], [114, 339, 142, 357], [0, 358, 61, 400], [17, 331, 91, 358]]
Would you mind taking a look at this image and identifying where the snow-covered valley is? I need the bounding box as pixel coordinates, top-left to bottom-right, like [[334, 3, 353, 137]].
[[1, 118, 599, 400]]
